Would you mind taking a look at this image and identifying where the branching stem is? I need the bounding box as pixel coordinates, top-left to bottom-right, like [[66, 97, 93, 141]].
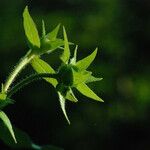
[[7, 73, 57, 97]]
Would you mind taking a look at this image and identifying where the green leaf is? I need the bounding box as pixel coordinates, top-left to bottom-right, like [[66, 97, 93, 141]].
[[46, 24, 60, 40], [23, 6, 40, 49], [0, 125, 63, 150], [70, 45, 78, 65], [0, 111, 17, 143], [58, 92, 70, 124], [40, 38, 64, 54], [31, 57, 58, 87], [76, 83, 104, 102], [42, 20, 46, 37], [60, 27, 70, 64], [86, 76, 103, 83], [76, 48, 98, 70], [66, 88, 78, 102], [72, 69, 92, 86], [49, 39, 64, 53]]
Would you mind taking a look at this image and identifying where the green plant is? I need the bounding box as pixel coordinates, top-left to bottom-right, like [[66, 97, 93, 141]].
[[0, 6, 103, 150]]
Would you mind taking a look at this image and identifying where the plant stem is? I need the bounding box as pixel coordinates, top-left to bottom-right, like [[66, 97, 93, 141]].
[[3, 51, 35, 92], [7, 73, 57, 97]]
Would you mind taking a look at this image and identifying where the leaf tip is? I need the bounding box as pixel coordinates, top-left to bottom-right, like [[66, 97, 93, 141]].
[[23, 6, 29, 15]]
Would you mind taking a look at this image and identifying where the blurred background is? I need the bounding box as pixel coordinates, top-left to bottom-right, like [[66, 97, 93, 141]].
[[0, 0, 150, 149]]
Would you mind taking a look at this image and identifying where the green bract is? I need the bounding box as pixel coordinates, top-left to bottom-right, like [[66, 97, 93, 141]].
[[32, 26, 104, 124], [23, 6, 64, 55]]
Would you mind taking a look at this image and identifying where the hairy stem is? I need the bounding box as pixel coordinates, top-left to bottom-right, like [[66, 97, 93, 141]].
[[7, 73, 57, 97], [3, 51, 35, 92]]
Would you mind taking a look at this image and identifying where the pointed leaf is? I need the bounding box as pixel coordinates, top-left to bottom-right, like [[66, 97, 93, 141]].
[[60, 27, 70, 63], [66, 88, 78, 102], [31, 57, 58, 87], [76, 48, 98, 70], [48, 39, 64, 53], [76, 83, 104, 102], [42, 20, 46, 37], [86, 76, 103, 83], [23, 6, 40, 49], [46, 24, 60, 40], [70, 45, 78, 65], [40, 37, 64, 55], [0, 111, 17, 143], [58, 92, 70, 124], [72, 69, 92, 86]]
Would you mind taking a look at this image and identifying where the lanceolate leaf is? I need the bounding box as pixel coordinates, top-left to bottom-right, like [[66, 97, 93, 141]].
[[76, 83, 104, 102], [60, 27, 70, 64], [70, 45, 78, 65], [76, 48, 98, 70], [46, 24, 60, 40], [23, 6, 40, 49], [31, 57, 58, 87], [49, 39, 64, 53], [66, 88, 78, 102], [0, 111, 17, 143], [58, 92, 70, 124], [85, 76, 103, 83], [72, 69, 91, 86]]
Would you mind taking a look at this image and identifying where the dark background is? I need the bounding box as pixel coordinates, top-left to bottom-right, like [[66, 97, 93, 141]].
[[0, 0, 150, 150]]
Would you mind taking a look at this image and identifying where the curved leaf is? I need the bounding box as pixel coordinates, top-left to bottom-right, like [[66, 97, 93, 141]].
[[60, 27, 70, 64], [76, 48, 98, 70], [58, 92, 70, 124], [23, 6, 40, 49], [70, 45, 78, 65], [66, 88, 78, 102], [76, 83, 104, 102], [0, 111, 16, 143], [31, 57, 58, 87], [85, 76, 103, 83], [46, 24, 60, 40]]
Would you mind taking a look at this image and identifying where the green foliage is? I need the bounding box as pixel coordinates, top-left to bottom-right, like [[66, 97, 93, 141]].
[[40, 24, 64, 54], [60, 27, 70, 63], [23, 6, 40, 50], [31, 57, 58, 87], [76, 83, 103, 102], [0, 111, 16, 143], [46, 24, 60, 40], [23, 6, 63, 55], [0, 5, 103, 150], [58, 92, 70, 124], [76, 48, 98, 70]]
